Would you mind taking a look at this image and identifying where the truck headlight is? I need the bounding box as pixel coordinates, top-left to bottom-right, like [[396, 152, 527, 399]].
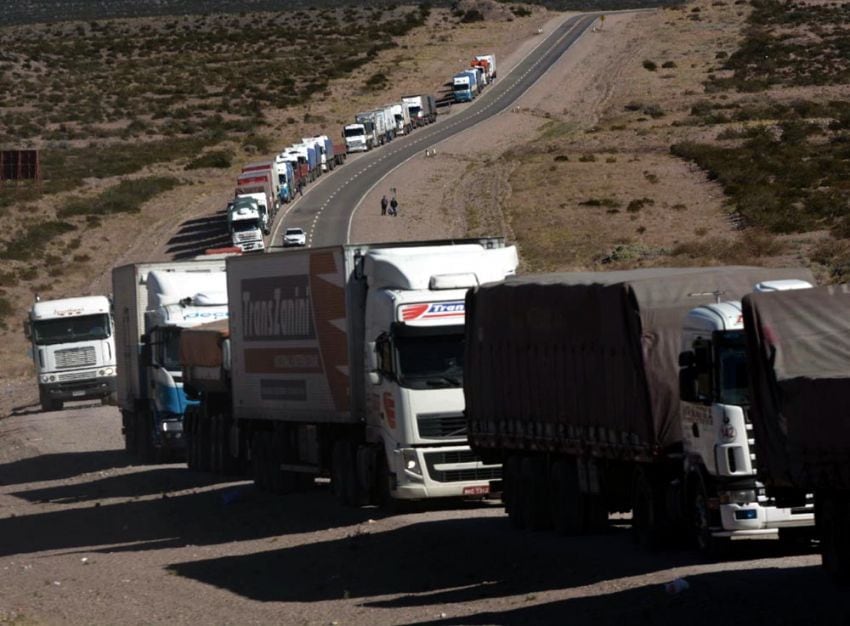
[[402, 449, 422, 477], [40, 375, 50, 383], [719, 489, 757, 505]]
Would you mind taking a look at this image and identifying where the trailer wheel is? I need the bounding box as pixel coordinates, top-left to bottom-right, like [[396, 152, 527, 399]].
[[184, 409, 196, 470], [520, 456, 551, 531], [332, 440, 355, 506], [503, 455, 524, 529], [39, 389, 62, 412], [550, 459, 584, 535], [817, 490, 850, 582]]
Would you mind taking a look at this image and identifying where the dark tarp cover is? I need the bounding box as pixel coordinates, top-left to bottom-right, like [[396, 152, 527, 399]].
[[466, 266, 814, 457], [743, 284, 850, 490]]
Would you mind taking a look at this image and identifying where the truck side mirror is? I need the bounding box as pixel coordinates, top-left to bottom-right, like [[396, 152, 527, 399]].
[[23, 320, 31, 339], [679, 366, 696, 402], [678, 350, 694, 367], [367, 341, 382, 385]]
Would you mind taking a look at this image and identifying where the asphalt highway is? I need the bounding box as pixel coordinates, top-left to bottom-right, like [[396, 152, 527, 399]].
[[270, 12, 599, 248]]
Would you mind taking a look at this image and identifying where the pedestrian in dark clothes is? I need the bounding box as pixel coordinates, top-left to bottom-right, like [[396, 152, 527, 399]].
[[381, 195, 389, 216], [297, 178, 305, 197], [390, 196, 398, 216]]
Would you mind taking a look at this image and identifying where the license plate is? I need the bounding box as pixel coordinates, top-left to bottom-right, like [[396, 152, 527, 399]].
[[72, 390, 85, 397], [463, 485, 489, 496]]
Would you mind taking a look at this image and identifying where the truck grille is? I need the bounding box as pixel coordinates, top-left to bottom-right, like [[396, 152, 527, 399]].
[[58, 371, 93, 381], [55, 347, 96, 369], [417, 412, 466, 438], [423, 450, 501, 483]]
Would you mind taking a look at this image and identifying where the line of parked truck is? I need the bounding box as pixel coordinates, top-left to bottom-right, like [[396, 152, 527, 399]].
[[226, 135, 347, 253], [343, 94, 438, 153], [24, 239, 850, 580], [452, 54, 497, 103]]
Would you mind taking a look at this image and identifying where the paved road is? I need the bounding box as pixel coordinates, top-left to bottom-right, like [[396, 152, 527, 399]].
[[270, 12, 599, 249]]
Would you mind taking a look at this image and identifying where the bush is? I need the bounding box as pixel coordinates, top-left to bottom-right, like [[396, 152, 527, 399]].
[[1, 220, 77, 261], [58, 176, 179, 218], [642, 59, 657, 71], [185, 150, 232, 170], [460, 9, 485, 23]]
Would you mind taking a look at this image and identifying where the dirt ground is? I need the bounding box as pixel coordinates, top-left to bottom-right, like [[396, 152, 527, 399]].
[[2, 403, 850, 626]]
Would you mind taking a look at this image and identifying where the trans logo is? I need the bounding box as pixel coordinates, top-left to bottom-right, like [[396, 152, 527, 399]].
[[400, 301, 465, 322]]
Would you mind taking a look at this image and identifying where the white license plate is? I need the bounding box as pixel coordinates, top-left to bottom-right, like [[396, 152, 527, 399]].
[[72, 390, 85, 397]]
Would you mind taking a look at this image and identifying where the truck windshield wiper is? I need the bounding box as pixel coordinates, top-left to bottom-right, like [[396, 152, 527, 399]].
[[424, 376, 461, 387]]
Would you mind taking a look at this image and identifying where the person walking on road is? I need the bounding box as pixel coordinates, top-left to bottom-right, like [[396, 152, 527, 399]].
[[390, 196, 398, 217], [381, 195, 388, 216], [297, 177, 305, 197]]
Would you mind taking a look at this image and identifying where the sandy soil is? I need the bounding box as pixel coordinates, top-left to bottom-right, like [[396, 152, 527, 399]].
[[1, 403, 848, 625]]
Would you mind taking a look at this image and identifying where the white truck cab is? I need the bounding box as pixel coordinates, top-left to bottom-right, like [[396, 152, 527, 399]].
[[363, 245, 518, 499], [26, 295, 117, 412], [680, 279, 815, 543], [228, 198, 266, 253]]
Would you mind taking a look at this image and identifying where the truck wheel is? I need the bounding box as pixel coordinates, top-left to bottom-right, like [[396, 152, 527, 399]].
[[331, 440, 358, 506], [520, 456, 551, 531], [504, 455, 524, 529], [689, 474, 725, 557], [135, 411, 155, 464], [185, 410, 196, 470], [251, 433, 269, 491], [583, 494, 608, 532], [632, 468, 662, 549], [39, 390, 62, 412], [550, 459, 584, 535], [123, 411, 137, 456], [817, 490, 850, 581]]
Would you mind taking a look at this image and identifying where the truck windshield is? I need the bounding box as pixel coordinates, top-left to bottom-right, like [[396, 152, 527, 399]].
[[453, 83, 468, 92], [32, 313, 110, 345], [715, 331, 749, 405], [344, 127, 364, 138], [394, 325, 464, 390], [153, 326, 182, 372], [232, 219, 259, 232]]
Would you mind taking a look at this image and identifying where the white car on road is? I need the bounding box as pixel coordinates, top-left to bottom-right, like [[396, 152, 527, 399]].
[[283, 227, 306, 247]]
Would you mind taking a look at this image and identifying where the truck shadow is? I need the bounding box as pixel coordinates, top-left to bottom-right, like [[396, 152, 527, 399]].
[[411, 563, 848, 626], [8, 466, 223, 504], [0, 482, 385, 558], [166, 516, 815, 606], [0, 449, 133, 486], [166, 210, 230, 259]]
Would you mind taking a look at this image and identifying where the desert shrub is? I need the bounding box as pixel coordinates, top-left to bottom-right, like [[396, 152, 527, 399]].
[[0, 220, 76, 261], [642, 59, 657, 71], [185, 150, 232, 170], [460, 9, 485, 23], [627, 197, 654, 212], [0, 294, 12, 329], [578, 153, 596, 162], [580, 197, 621, 208], [58, 176, 179, 218], [662, 60, 677, 69], [553, 154, 569, 162]]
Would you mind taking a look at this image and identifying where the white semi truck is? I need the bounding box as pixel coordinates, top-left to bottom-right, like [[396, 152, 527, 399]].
[[180, 239, 518, 504], [113, 258, 229, 461], [679, 278, 815, 547], [25, 295, 117, 412], [227, 197, 266, 253]]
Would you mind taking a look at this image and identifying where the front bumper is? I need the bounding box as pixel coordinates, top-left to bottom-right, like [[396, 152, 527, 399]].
[[237, 240, 265, 252], [40, 375, 116, 402], [714, 502, 815, 539], [389, 445, 501, 500]]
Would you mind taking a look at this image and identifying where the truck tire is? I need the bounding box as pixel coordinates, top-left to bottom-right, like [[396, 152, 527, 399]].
[[519, 456, 551, 531], [123, 410, 137, 456], [689, 473, 725, 556], [135, 411, 155, 464], [331, 440, 362, 506], [39, 389, 62, 412], [550, 459, 584, 535], [251, 432, 269, 491], [817, 490, 850, 582], [503, 455, 524, 529], [632, 468, 663, 549], [185, 409, 196, 470]]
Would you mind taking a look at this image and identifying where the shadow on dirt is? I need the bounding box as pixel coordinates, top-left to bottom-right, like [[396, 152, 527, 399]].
[[166, 210, 230, 259], [166, 516, 820, 608], [0, 479, 390, 558], [413, 562, 848, 626], [0, 449, 134, 486]]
